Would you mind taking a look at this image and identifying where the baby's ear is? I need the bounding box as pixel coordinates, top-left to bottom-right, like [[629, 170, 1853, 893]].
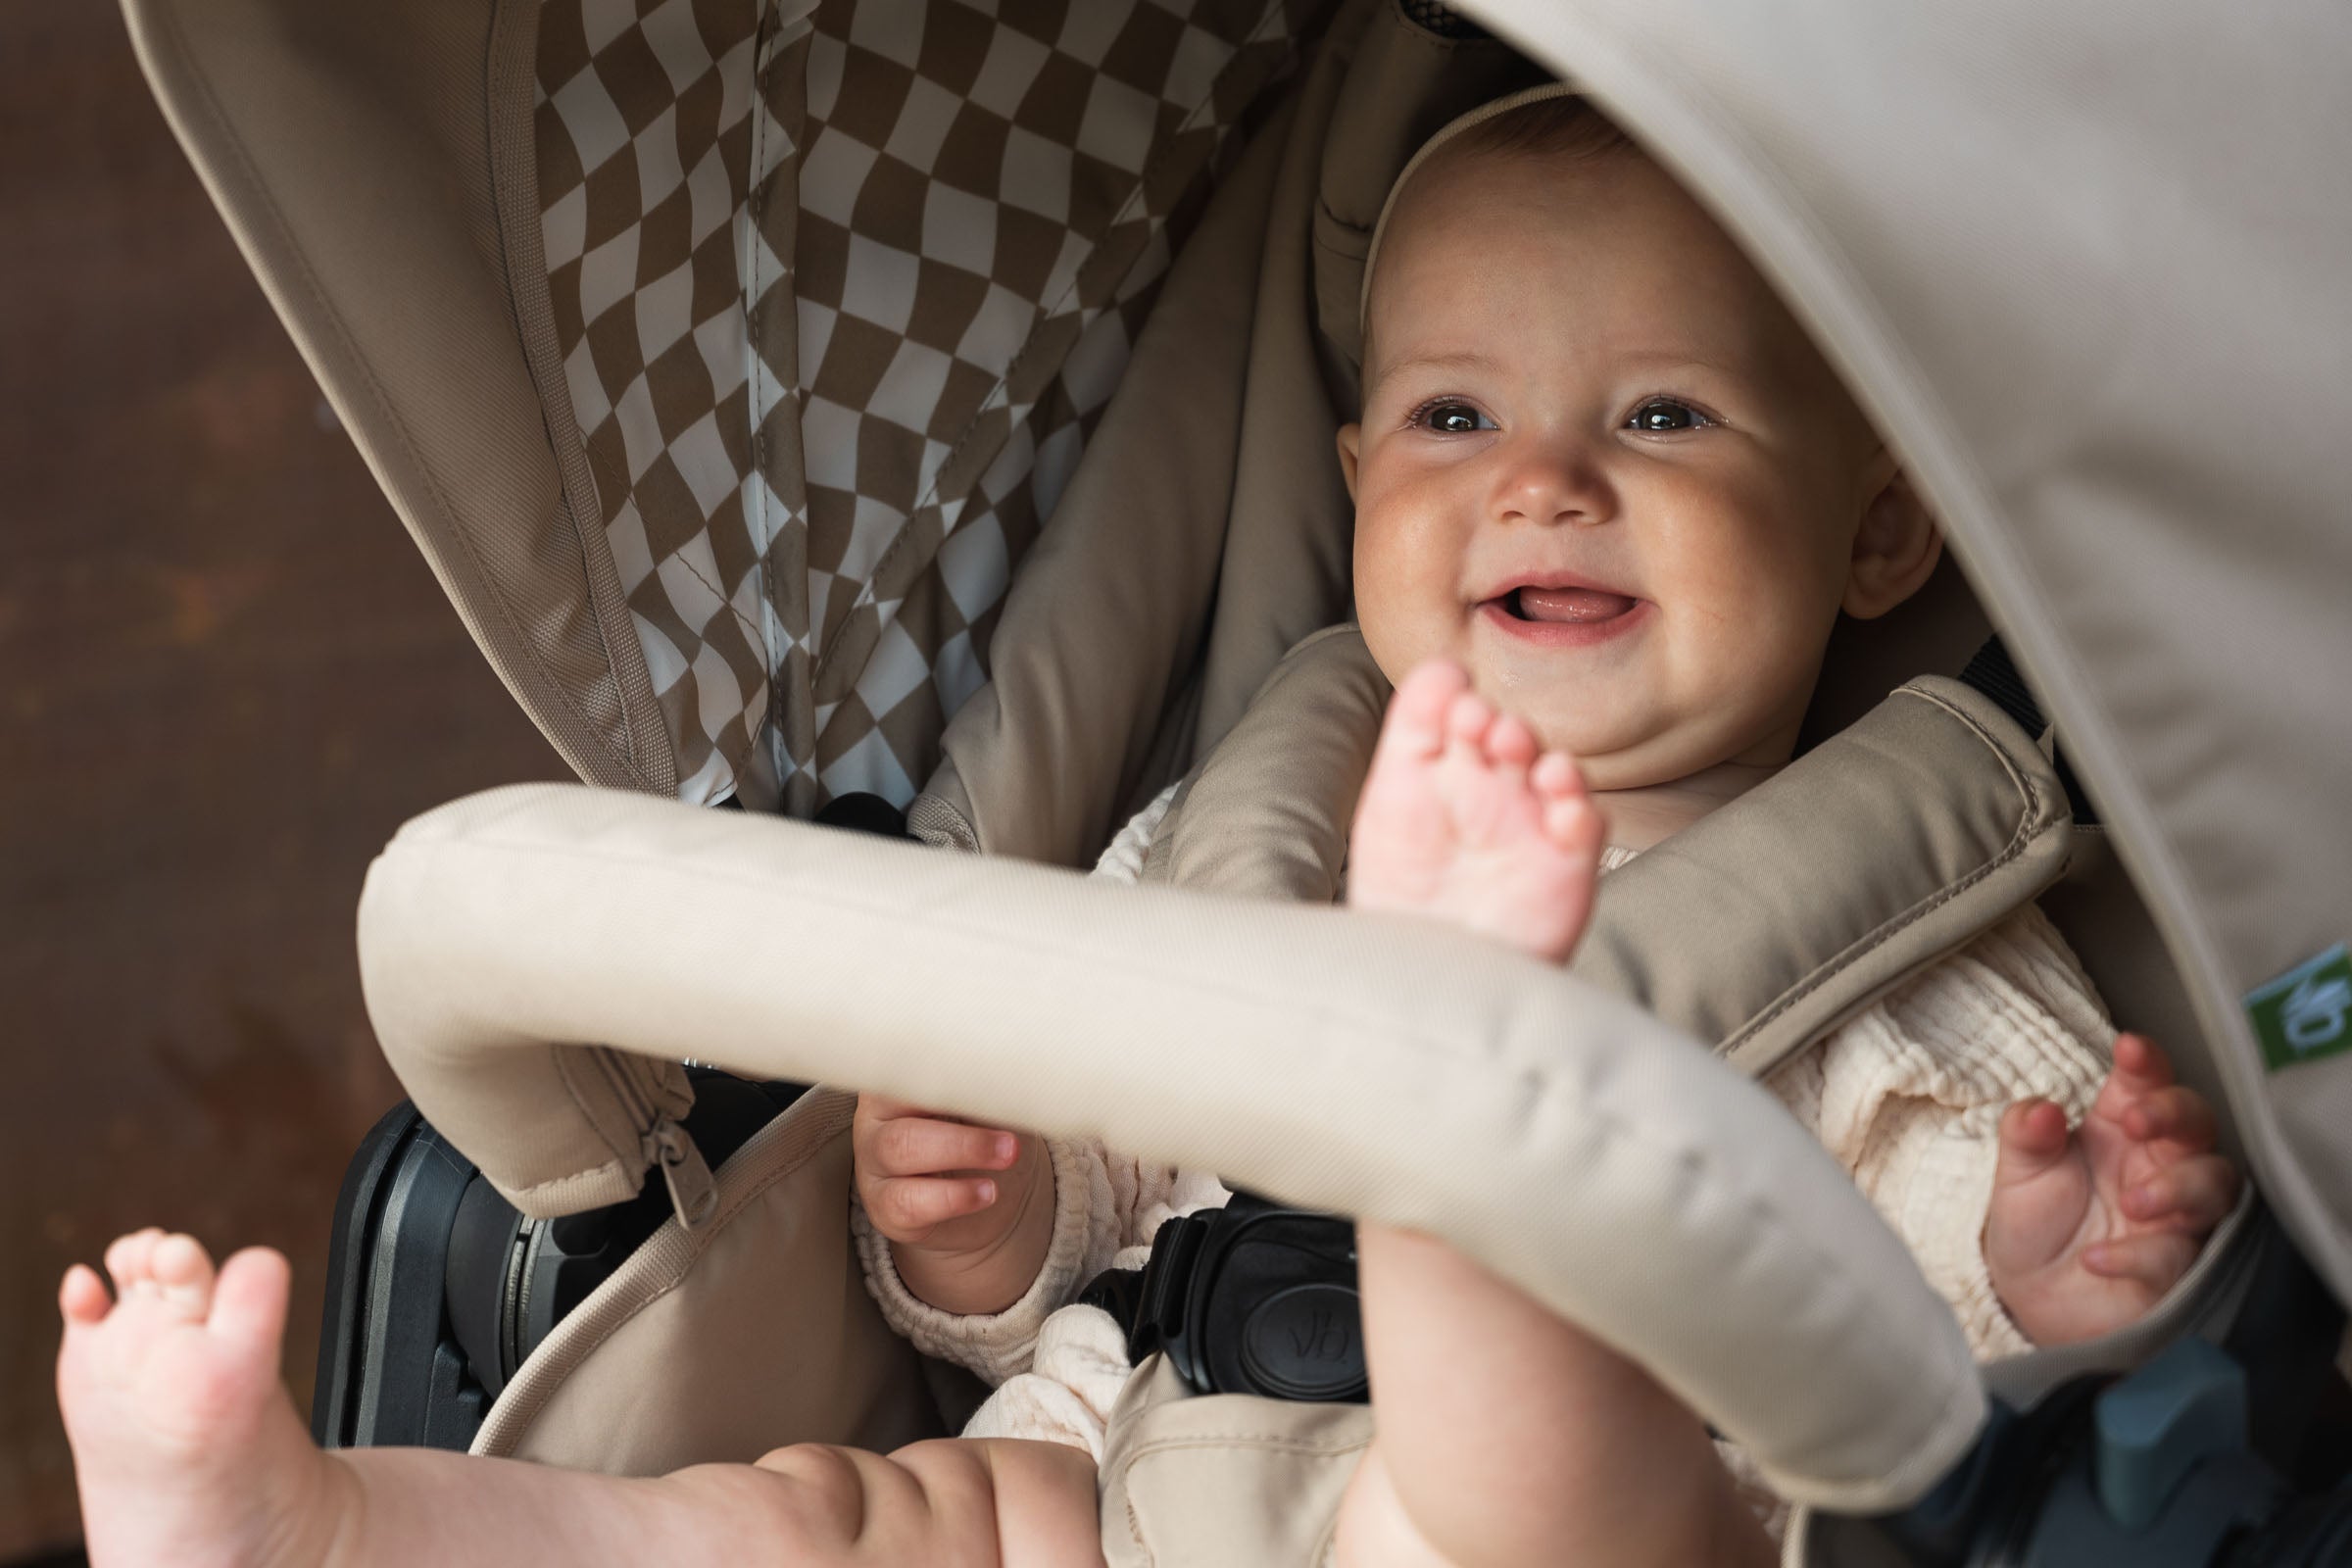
[[1336, 423, 1362, 504], [1843, 464, 1941, 620]]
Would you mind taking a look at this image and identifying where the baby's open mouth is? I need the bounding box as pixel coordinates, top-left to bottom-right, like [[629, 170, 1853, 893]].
[[1496, 585, 1639, 623]]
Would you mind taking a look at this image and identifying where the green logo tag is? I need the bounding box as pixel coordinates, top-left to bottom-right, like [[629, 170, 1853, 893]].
[[2247, 945, 2352, 1072]]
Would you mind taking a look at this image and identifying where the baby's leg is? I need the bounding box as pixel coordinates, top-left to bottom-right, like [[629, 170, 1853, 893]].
[[1339, 1231, 1769, 1568], [1337, 664, 1770, 1567], [59, 1230, 1102, 1568]]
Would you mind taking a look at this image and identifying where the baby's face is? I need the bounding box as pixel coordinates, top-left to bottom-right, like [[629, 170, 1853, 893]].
[[1345, 143, 1908, 791]]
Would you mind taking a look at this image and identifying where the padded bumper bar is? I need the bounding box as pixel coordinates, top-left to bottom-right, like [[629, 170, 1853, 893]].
[[358, 782, 1984, 1511]]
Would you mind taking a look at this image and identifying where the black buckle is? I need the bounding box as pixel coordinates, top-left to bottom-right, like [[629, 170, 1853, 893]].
[[1078, 1195, 1367, 1403]]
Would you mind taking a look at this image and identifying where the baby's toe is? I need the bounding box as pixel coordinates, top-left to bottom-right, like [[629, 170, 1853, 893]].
[[1544, 802, 1603, 872], [150, 1234, 219, 1320], [1484, 712, 1539, 768], [1382, 662, 1470, 760], [206, 1249, 292, 1359], [60, 1263, 113, 1327], [104, 1229, 167, 1298], [1531, 750, 1589, 802], [1443, 689, 1494, 753]]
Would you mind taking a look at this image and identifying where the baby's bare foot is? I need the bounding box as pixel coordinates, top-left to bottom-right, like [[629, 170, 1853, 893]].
[[1348, 661, 1605, 962], [57, 1230, 347, 1568]]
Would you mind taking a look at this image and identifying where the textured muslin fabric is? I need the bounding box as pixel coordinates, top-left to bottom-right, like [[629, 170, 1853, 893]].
[[852, 821, 2112, 1465]]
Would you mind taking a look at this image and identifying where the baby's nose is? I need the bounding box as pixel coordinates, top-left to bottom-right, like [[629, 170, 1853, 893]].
[[1493, 442, 1614, 525]]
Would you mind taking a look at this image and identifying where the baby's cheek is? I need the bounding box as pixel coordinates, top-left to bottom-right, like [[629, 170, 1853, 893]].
[[1351, 530, 1453, 673]]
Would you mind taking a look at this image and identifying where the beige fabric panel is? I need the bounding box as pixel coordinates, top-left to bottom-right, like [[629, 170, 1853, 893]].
[[1468, 0, 2352, 1299], [927, 91, 1294, 862], [360, 781, 1984, 1510], [1099, 1356, 1370, 1567], [121, 0, 677, 794], [1165, 624, 1390, 904], [1176, 4, 1363, 753], [475, 1089, 941, 1470]]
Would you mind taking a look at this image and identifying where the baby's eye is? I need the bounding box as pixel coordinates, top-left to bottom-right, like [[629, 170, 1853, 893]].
[[1626, 398, 1711, 433], [1412, 400, 1494, 435]]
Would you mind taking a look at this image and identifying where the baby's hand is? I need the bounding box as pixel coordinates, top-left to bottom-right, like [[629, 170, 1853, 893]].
[[853, 1094, 1054, 1316], [1984, 1034, 2239, 1346]]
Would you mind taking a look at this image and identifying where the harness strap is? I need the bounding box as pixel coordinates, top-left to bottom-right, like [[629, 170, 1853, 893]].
[[1959, 636, 2098, 827]]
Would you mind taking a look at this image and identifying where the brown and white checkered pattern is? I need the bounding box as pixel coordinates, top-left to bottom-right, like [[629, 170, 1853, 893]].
[[539, 0, 1317, 810], [539, 0, 774, 804]]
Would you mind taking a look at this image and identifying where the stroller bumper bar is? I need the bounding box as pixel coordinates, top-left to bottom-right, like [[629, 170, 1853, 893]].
[[358, 780, 1986, 1511]]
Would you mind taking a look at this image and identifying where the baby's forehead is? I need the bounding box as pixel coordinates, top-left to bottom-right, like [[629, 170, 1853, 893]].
[[1366, 145, 1819, 387]]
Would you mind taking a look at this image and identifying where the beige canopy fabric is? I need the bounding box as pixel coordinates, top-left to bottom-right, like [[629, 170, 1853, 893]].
[[1456, 0, 2352, 1303]]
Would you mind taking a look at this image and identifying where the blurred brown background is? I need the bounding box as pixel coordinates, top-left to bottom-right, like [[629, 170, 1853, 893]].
[[1, 7, 563, 1560]]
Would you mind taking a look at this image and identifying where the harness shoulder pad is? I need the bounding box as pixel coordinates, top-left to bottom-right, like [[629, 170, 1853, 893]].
[[1578, 676, 2074, 1077], [1144, 628, 2074, 1081], [1142, 624, 1389, 898]]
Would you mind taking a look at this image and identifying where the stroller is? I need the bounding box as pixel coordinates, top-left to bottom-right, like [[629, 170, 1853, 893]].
[[122, 0, 2352, 1559]]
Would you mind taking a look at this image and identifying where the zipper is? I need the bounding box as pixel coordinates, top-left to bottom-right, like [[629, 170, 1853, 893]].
[[591, 1047, 716, 1231]]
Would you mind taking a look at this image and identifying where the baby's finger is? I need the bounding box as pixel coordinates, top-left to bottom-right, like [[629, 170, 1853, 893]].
[[2089, 1034, 2177, 1129], [857, 1092, 923, 1124], [2125, 1154, 2240, 1229], [871, 1115, 1019, 1178], [1992, 1099, 2072, 1186], [867, 1175, 998, 1236], [2123, 1085, 2217, 1153], [2082, 1232, 2198, 1293], [2111, 1033, 2177, 1092]]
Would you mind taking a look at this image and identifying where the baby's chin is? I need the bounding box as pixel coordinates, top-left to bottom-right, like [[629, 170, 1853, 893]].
[[1499, 701, 1652, 776], [1518, 710, 1774, 793]]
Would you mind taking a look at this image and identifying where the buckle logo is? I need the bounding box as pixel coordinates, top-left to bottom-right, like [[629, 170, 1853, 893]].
[[2248, 946, 2352, 1072]]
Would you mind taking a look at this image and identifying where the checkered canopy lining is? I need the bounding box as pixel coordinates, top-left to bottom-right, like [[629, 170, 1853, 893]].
[[537, 0, 1315, 810]]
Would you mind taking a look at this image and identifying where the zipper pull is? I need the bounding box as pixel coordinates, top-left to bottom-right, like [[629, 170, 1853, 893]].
[[643, 1117, 717, 1230]]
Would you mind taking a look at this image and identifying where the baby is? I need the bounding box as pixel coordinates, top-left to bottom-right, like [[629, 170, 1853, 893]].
[[56, 90, 2237, 1568], [848, 89, 2242, 1559]]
